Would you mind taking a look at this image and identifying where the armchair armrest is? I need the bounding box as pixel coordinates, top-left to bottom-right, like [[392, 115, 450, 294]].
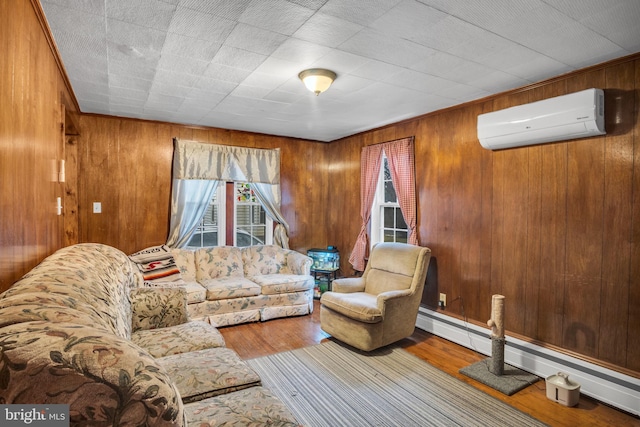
[[286, 251, 312, 275], [332, 277, 366, 293], [376, 289, 412, 306], [130, 287, 189, 332]]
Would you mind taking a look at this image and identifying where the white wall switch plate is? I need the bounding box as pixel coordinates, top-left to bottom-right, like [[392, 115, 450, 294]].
[[93, 202, 102, 213]]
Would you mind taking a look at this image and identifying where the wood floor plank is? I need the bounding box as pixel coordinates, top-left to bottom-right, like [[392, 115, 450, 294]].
[[219, 302, 639, 427]]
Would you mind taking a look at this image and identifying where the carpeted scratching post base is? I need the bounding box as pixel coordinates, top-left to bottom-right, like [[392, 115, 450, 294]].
[[459, 294, 539, 395], [460, 358, 539, 396]]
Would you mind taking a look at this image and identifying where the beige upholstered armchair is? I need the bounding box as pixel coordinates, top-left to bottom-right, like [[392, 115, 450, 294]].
[[320, 242, 431, 351]]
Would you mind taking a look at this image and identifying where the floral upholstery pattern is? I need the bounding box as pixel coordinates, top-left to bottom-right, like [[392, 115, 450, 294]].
[[171, 248, 198, 282], [252, 274, 314, 295], [130, 287, 189, 332], [207, 310, 262, 328], [0, 321, 183, 426], [158, 348, 261, 403], [242, 245, 290, 276], [200, 276, 262, 300], [0, 243, 304, 427], [183, 386, 301, 427], [1, 243, 137, 339], [196, 247, 244, 281], [131, 320, 226, 358], [187, 290, 313, 320]]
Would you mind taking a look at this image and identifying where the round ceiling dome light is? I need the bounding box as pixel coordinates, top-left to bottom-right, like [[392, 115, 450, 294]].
[[298, 68, 337, 96]]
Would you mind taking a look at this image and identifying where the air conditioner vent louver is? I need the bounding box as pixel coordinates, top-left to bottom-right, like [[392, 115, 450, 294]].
[[477, 88, 605, 150]]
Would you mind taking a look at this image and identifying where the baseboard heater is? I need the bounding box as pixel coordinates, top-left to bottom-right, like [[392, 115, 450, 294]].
[[416, 307, 640, 417]]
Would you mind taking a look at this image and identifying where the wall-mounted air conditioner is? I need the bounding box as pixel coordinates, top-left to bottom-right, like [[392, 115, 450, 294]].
[[477, 88, 605, 150]]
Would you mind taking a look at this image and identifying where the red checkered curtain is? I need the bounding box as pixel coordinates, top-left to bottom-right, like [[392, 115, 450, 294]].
[[348, 144, 384, 272], [385, 137, 418, 245]]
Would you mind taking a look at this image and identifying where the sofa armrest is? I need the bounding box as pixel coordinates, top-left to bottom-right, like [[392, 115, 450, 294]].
[[286, 251, 312, 275], [130, 287, 189, 332], [331, 277, 366, 293], [0, 321, 184, 426]]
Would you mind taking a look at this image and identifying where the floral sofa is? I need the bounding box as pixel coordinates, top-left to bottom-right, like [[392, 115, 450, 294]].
[[131, 245, 315, 327], [0, 243, 301, 426]]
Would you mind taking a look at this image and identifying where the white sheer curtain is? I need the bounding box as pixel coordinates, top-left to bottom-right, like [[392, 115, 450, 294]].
[[166, 179, 219, 248], [167, 138, 289, 248]]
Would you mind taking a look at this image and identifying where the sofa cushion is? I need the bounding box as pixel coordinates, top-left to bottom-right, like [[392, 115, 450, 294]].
[[251, 274, 314, 295], [129, 245, 184, 284], [130, 287, 189, 332], [171, 247, 197, 282], [183, 386, 301, 427], [196, 246, 244, 281], [182, 281, 207, 303], [157, 347, 261, 403], [131, 320, 226, 358], [200, 277, 261, 300], [242, 245, 289, 276], [320, 291, 382, 323]]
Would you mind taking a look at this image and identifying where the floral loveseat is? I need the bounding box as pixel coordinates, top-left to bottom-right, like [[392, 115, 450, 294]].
[[131, 245, 315, 327], [0, 243, 300, 426]]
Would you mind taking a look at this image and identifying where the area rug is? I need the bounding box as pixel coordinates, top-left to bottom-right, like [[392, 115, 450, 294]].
[[247, 340, 547, 427]]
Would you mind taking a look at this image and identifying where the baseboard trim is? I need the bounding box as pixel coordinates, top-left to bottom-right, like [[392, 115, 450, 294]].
[[416, 307, 640, 417]]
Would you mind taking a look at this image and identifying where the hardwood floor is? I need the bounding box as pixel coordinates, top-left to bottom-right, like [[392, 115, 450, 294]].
[[219, 301, 639, 427]]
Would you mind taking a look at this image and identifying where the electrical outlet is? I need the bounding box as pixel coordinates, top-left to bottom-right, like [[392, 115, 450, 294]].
[[439, 293, 446, 308]]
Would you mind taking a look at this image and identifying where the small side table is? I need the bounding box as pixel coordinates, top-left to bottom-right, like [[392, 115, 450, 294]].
[[311, 269, 338, 299]]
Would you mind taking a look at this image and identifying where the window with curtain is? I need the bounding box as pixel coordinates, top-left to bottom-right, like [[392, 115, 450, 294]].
[[167, 139, 290, 249], [235, 182, 273, 246], [186, 182, 273, 248], [349, 136, 417, 272], [370, 153, 408, 245]]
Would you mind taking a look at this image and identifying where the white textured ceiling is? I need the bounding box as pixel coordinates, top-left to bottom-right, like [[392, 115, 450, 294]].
[[40, 0, 640, 142]]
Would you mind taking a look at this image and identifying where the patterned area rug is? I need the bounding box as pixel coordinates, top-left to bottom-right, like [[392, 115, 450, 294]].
[[247, 340, 548, 427]]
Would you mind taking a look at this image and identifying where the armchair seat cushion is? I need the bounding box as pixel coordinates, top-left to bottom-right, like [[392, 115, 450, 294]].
[[157, 347, 261, 404], [201, 277, 261, 300], [131, 320, 226, 358], [252, 274, 314, 295], [320, 292, 382, 323]]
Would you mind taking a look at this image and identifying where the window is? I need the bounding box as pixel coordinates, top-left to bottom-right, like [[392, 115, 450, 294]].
[[235, 183, 272, 247], [187, 182, 272, 248], [371, 154, 408, 245], [187, 185, 224, 247]]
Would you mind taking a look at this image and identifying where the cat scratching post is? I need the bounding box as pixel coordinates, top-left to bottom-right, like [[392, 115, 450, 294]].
[[459, 294, 539, 395], [487, 294, 505, 376]]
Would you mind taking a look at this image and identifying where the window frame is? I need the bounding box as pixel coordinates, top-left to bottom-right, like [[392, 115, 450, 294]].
[[233, 182, 273, 247], [186, 182, 272, 248], [370, 152, 408, 247]]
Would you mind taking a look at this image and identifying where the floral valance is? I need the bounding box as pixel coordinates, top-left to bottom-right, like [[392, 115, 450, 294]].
[[173, 138, 280, 185]]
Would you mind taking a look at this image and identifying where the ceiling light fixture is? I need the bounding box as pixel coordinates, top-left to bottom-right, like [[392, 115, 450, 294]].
[[298, 68, 337, 96]]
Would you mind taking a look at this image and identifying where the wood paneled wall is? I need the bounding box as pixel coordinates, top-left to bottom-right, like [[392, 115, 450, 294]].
[[77, 116, 330, 256], [329, 56, 640, 375], [0, 0, 77, 292]]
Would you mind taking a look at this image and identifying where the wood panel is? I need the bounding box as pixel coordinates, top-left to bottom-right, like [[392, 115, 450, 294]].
[[534, 81, 568, 347], [563, 70, 606, 358], [598, 62, 635, 366], [0, 0, 75, 293], [629, 60, 640, 371]]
